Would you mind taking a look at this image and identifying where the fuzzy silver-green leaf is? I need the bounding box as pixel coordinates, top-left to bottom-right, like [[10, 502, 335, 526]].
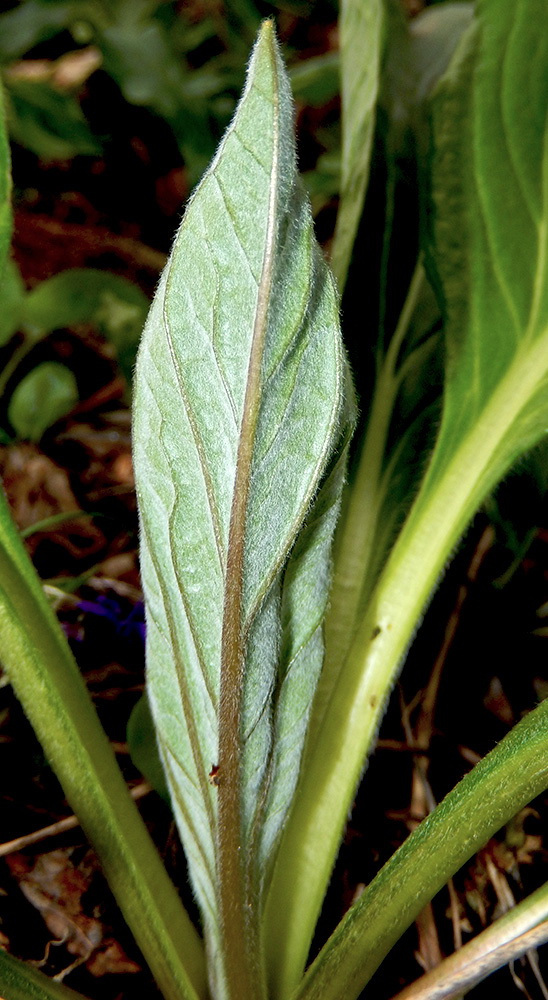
[[133, 21, 353, 998]]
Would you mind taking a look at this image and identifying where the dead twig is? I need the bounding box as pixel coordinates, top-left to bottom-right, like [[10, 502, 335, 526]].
[[0, 781, 151, 858]]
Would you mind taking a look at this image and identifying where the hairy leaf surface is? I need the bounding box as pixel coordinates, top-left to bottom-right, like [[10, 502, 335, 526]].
[[264, 3, 548, 995], [133, 22, 353, 995], [0, 480, 205, 1000], [295, 698, 548, 1000]]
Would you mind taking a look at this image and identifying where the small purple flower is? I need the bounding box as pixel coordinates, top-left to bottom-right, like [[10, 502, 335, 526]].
[[77, 595, 146, 643]]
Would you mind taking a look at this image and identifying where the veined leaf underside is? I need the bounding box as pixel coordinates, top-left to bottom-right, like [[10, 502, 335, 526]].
[[133, 24, 353, 991]]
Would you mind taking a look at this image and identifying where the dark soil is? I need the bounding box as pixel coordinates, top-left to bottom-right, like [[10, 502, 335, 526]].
[[0, 4, 547, 999]]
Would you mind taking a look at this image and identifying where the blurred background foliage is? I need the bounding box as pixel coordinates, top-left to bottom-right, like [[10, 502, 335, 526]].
[[0, 0, 342, 200], [0, 0, 347, 443]]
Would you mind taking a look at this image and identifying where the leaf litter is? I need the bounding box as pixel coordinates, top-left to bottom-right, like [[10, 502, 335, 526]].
[[0, 3, 546, 998]]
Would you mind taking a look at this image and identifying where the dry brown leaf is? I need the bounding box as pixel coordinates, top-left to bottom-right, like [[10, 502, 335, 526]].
[[0, 444, 105, 560], [6, 850, 140, 978]]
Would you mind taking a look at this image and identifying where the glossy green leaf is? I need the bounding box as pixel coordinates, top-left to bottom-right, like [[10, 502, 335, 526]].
[[330, 0, 384, 288], [8, 361, 78, 441], [265, 3, 548, 994], [133, 21, 353, 999]]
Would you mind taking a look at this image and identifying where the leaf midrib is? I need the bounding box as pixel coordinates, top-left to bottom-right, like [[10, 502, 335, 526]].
[[216, 28, 280, 1000]]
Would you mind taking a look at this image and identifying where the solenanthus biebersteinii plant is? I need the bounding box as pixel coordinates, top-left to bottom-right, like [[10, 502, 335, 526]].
[[1, 4, 548, 1000]]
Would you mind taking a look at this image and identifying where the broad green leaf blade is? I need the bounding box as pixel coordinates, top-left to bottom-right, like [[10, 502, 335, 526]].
[[8, 361, 78, 441], [0, 486, 206, 1000], [331, 0, 384, 289], [423, 0, 548, 473], [6, 79, 101, 160], [265, 3, 548, 995], [293, 697, 548, 1000], [21, 269, 149, 339], [0, 74, 12, 285], [0, 949, 90, 1000], [133, 21, 353, 1000], [20, 268, 150, 388]]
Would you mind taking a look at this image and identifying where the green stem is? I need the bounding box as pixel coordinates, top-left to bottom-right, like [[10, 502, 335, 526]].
[[314, 261, 425, 743], [0, 488, 207, 1000], [264, 330, 548, 999], [293, 698, 548, 1000]]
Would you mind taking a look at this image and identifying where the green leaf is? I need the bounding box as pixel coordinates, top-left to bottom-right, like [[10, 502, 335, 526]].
[[0, 260, 25, 346], [21, 268, 150, 385], [330, 0, 384, 288], [6, 79, 101, 160], [8, 361, 78, 441], [22, 268, 146, 333], [0, 2, 84, 63], [385, 879, 548, 1000], [0, 485, 206, 1000], [127, 691, 170, 801], [309, 0, 476, 736], [133, 21, 353, 999], [294, 697, 548, 1000], [289, 51, 340, 107], [0, 73, 12, 286], [100, 18, 189, 117], [0, 949, 90, 1000], [264, 2, 548, 993], [406, 2, 474, 106], [97, 14, 219, 181], [318, 2, 473, 677]]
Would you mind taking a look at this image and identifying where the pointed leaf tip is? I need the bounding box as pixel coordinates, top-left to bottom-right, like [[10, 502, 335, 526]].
[[134, 21, 353, 995]]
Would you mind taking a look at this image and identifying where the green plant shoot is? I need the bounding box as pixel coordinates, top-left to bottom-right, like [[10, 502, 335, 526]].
[[1, 5, 548, 1000]]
